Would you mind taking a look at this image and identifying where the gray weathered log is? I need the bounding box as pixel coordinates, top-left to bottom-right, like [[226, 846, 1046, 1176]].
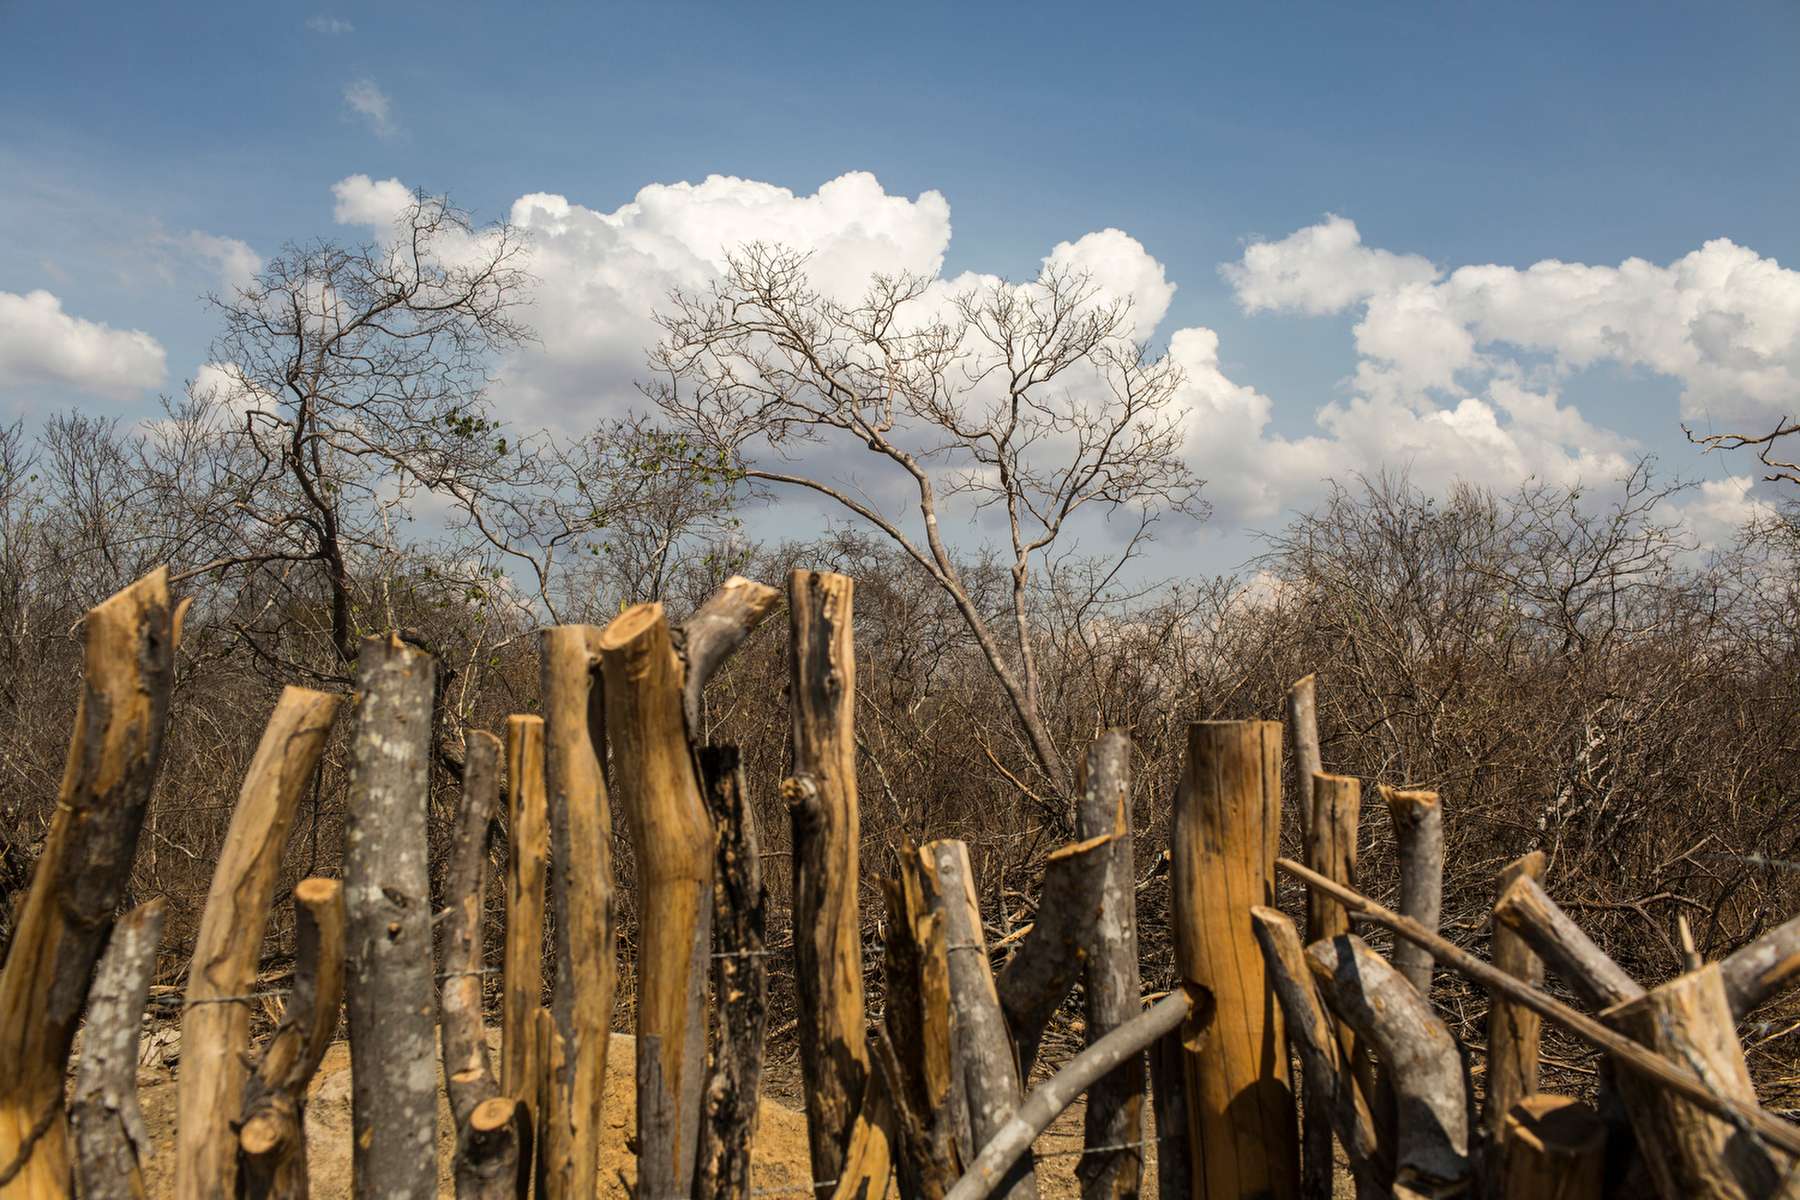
[[70, 899, 166, 1200], [1720, 912, 1800, 1020], [1382, 786, 1444, 1003], [344, 633, 438, 1200], [996, 831, 1112, 1077], [1484, 852, 1547, 1146], [678, 575, 781, 734], [1146, 1030, 1188, 1200], [1286, 674, 1323, 836], [1492, 875, 1644, 1011]]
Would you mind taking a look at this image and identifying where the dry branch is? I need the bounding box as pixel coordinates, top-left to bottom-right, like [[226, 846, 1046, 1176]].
[[1381, 786, 1444, 1003], [996, 831, 1113, 1076], [1492, 875, 1644, 1011], [500, 715, 548, 1110], [70, 899, 166, 1200], [678, 574, 781, 732], [1484, 852, 1547, 1144], [1720, 912, 1800, 1020]]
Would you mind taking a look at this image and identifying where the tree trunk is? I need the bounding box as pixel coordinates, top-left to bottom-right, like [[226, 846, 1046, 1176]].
[[1483, 852, 1546, 1147], [677, 575, 780, 734], [1285, 673, 1327, 1200], [1380, 786, 1443, 1004], [1498, 1095, 1603, 1200], [882, 850, 962, 1198], [1147, 1029, 1190, 1200], [70, 899, 166, 1200], [1719, 912, 1800, 1020], [500, 716, 548, 1112]]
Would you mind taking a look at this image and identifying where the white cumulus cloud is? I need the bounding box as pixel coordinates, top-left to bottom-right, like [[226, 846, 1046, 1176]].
[[1222, 214, 1439, 315], [0, 290, 166, 400], [343, 79, 397, 138]]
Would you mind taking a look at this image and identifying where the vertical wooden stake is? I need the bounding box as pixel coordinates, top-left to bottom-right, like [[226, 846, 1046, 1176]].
[[1483, 852, 1546, 1144], [1499, 1095, 1603, 1200], [70, 899, 166, 1200], [1285, 676, 1329, 1200], [1147, 1029, 1190, 1200], [1380, 787, 1444, 1003], [501, 715, 548, 1113], [1170, 720, 1298, 1200]]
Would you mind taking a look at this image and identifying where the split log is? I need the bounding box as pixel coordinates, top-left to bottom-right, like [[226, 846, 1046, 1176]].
[[538, 626, 617, 1200], [1147, 1030, 1189, 1200], [531, 1006, 565, 1200], [828, 1052, 898, 1200], [786, 570, 868, 1189], [923, 840, 1038, 1200], [1071, 730, 1144, 1200], [500, 715, 548, 1109], [1169, 720, 1298, 1199], [0, 569, 177, 1197], [1492, 875, 1644, 1011], [70, 899, 166, 1200], [678, 575, 781, 733], [1720, 911, 1800, 1020], [995, 831, 1113, 1076], [1498, 1095, 1603, 1200], [1307, 934, 1470, 1198], [238, 878, 346, 1200], [867, 1023, 955, 1200], [881, 850, 961, 1197], [1381, 786, 1443, 1003], [1249, 908, 1390, 1199], [945, 991, 1193, 1200], [177, 686, 341, 1200], [598, 603, 714, 1198], [692, 745, 769, 1200], [343, 634, 438, 1200], [1483, 852, 1546, 1144]]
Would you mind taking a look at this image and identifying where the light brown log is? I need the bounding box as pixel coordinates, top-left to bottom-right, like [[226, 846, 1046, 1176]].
[[1170, 720, 1298, 1200], [1072, 731, 1143, 1200], [922, 840, 1038, 1200], [1147, 1030, 1190, 1200], [868, 1022, 955, 1200], [1381, 786, 1444, 1003], [1298, 764, 1350, 1200], [531, 1006, 565, 1200], [238, 878, 346, 1200], [1285, 674, 1322, 838], [1484, 852, 1547, 1144], [176, 686, 341, 1200], [342, 635, 438, 1200], [828, 1056, 898, 1200], [678, 575, 781, 733], [882, 850, 961, 1198], [538, 627, 616, 1200], [1498, 1095, 1603, 1200], [1492, 876, 1644, 1011], [70, 899, 166, 1200], [500, 716, 548, 1110], [996, 831, 1113, 1076], [597, 603, 714, 1198], [1720, 912, 1800, 1020], [785, 570, 869, 1189], [0, 569, 177, 1197]]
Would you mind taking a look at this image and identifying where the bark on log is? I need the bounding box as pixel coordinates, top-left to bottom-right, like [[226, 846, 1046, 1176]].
[[538, 627, 617, 1200], [531, 1007, 565, 1200], [1498, 1095, 1603, 1200], [692, 745, 768, 1200], [0, 569, 177, 1198], [69, 899, 166, 1200], [867, 1023, 955, 1200], [1249, 908, 1390, 1199], [1285, 675, 1322, 840], [238, 878, 346, 1200], [786, 570, 868, 1190], [1072, 731, 1144, 1200], [342, 635, 438, 1200], [827, 1050, 898, 1200], [1492, 876, 1644, 1011], [1147, 1030, 1189, 1200], [678, 575, 781, 734], [1169, 720, 1298, 1200], [598, 603, 714, 1199], [177, 686, 341, 1200], [1483, 852, 1546, 1145], [1381, 786, 1444, 1003], [882, 850, 962, 1198], [500, 716, 548, 1111], [995, 832, 1113, 1076], [1720, 912, 1800, 1020], [1306, 935, 1470, 1198], [923, 840, 1038, 1200]]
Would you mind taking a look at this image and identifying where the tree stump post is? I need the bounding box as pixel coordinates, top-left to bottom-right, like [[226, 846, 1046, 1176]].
[[500, 716, 548, 1113], [1498, 1095, 1603, 1200], [1380, 786, 1443, 1003], [70, 899, 166, 1200], [1483, 852, 1546, 1146]]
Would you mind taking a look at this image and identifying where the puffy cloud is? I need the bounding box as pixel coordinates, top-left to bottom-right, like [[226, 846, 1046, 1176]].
[[1043, 228, 1175, 339], [332, 174, 413, 227], [0, 290, 166, 398], [343, 79, 397, 138], [1221, 214, 1438, 315], [182, 231, 260, 293]]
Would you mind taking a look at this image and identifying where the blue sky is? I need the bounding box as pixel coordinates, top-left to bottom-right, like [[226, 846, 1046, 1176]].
[[3, 1, 1797, 568]]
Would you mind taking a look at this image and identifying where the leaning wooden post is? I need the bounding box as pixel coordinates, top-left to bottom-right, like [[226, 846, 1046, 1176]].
[[1380, 786, 1443, 1003], [0, 568, 177, 1197], [538, 627, 617, 1200], [1170, 720, 1298, 1200], [786, 569, 869, 1190], [1483, 852, 1546, 1145], [1498, 1095, 1603, 1200], [70, 899, 166, 1200], [177, 686, 342, 1200], [343, 634, 438, 1200], [1285, 675, 1328, 1200], [501, 715, 549, 1112], [995, 831, 1113, 1076]]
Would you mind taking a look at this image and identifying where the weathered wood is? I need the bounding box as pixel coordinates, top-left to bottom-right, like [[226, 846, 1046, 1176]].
[[440, 730, 520, 1200], [1307, 934, 1469, 1198], [500, 716, 548, 1110], [538, 626, 617, 1200], [177, 686, 341, 1200], [343, 634, 438, 1200], [1147, 1030, 1190, 1200], [868, 1023, 955, 1200], [946, 992, 1192, 1200], [693, 745, 768, 1200], [598, 603, 714, 1198], [460, 1099, 529, 1200], [531, 1006, 565, 1200], [1498, 1095, 1603, 1200], [69, 899, 165, 1200], [1249, 908, 1390, 1199], [828, 1055, 898, 1200], [882, 852, 961, 1198], [1170, 720, 1298, 1200], [1071, 730, 1143, 1200], [678, 575, 781, 733], [1484, 852, 1547, 1144], [996, 832, 1113, 1076], [1285, 674, 1322, 837], [1381, 786, 1444, 1003], [1720, 911, 1800, 1020], [0, 569, 177, 1197], [1492, 875, 1644, 1011], [237, 878, 345, 1200], [923, 840, 1038, 1200], [786, 570, 869, 1190]]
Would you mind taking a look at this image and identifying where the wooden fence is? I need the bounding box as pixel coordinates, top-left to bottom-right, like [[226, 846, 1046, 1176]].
[[2, 566, 1798, 1199]]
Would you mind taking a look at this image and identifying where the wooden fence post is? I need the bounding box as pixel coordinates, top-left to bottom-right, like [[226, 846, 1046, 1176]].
[[882, 849, 962, 1198], [1380, 786, 1443, 1003], [343, 634, 437, 1200], [1483, 852, 1546, 1144], [501, 716, 548, 1113], [1284, 675, 1330, 1200], [70, 899, 166, 1200], [995, 832, 1113, 1077], [1170, 720, 1298, 1200], [1498, 1095, 1603, 1200]]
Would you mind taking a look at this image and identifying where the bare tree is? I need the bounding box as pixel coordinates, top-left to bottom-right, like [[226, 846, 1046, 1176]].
[[1688, 416, 1800, 487]]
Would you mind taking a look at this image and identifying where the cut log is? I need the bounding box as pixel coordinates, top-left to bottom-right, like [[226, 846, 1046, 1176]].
[[0, 569, 177, 1197], [532, 1006, 565, 1200], [1147, 1029, 1189, 1200], [868, 1023, 955, 1200], [177, 686, 342, 1200], [238, 878, 345, 1200], [882, 850, 962, 1196], [1381, 786, 1443, 1003], [1498, 1095, 1603, 1200], [995, 831, 1113, 1076], [827, 1051, 898, 1200], [1306, 935, 1470, 1198], [678, 575, 781, 733], [1483, 852, 1547, 1144], [500, 715, 548, 1110], [343, 634, 438, 1200], [1169, 720, 1298, 1200], [786, 570, 869, 1190], [1720, 912, 1800, 1020], [1492, 876, 1643, 1011], [1285, 674, 1323, 838], [598, 603, 714, 1198], [70, 899, 166, 1200]]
